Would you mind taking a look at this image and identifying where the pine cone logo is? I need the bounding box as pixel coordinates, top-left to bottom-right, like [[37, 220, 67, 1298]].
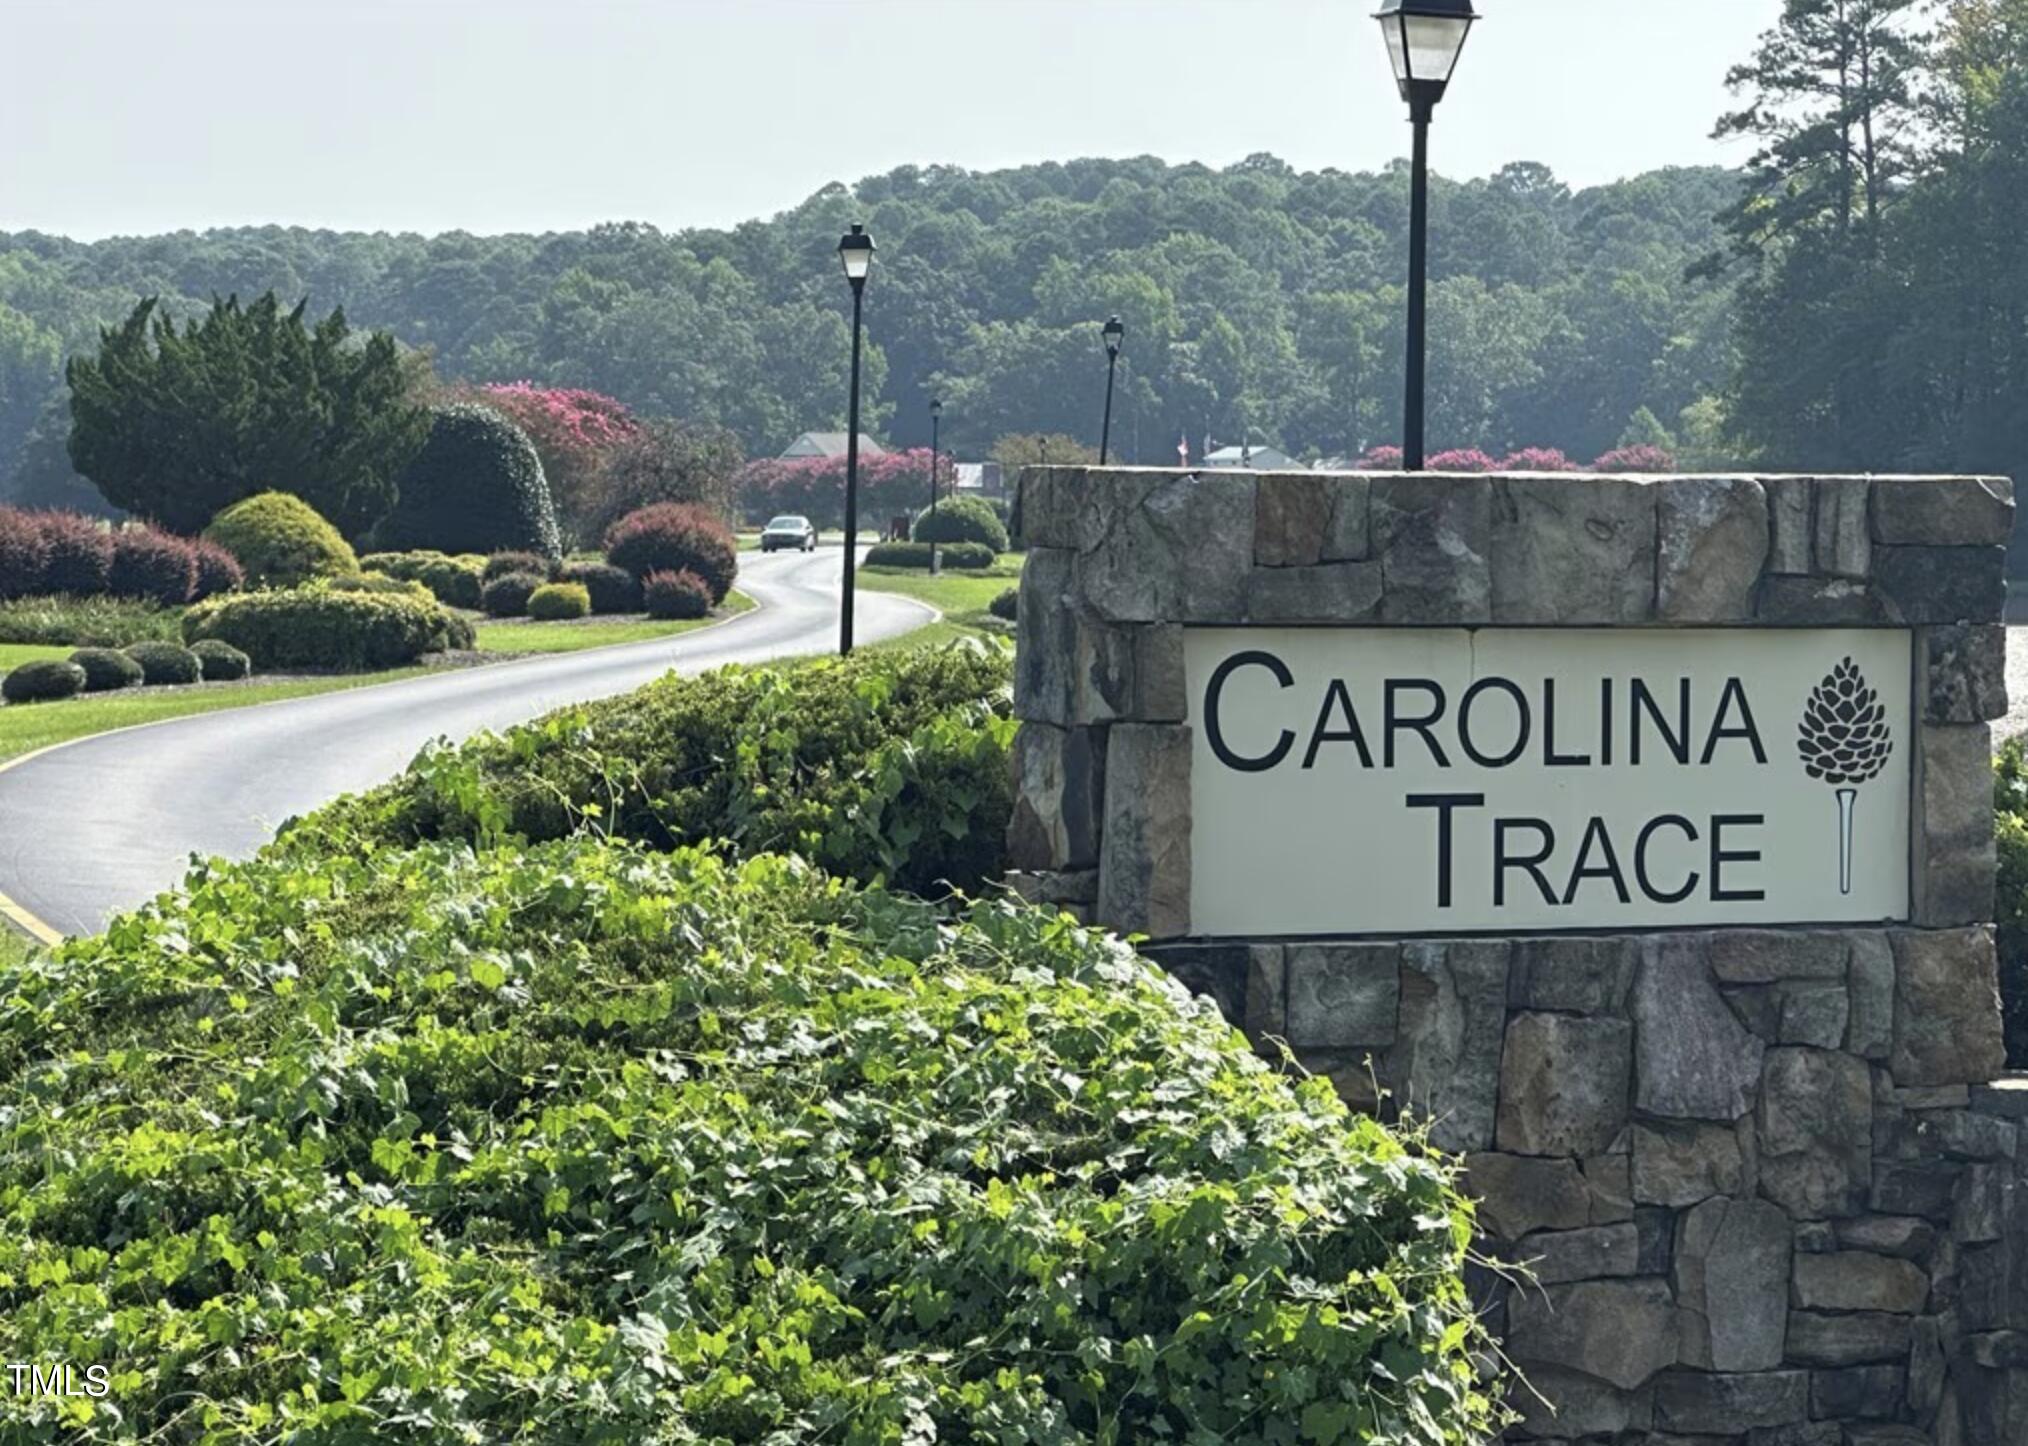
[[1796, 657, 1894, 895]]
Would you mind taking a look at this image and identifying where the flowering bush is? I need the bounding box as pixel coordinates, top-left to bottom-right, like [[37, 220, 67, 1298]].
[[1593, 444, 1678, 473], [643, 567, 713, 619], [736, 448, 950, 531], [605, 502, 738, 603], [0, 509, 50, 600], [1500, 447, 1580, 472], [1426, 449, 1500, 473], [189, 538, 245, 601], [109, 526, 200, 606], [35, 511, 115, 596], [1353, 445, 1404, 471], [466, 383, 639, 531]]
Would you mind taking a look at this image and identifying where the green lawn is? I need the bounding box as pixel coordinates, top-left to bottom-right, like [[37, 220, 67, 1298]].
[[0, 643, 70, 671], [0, 929, 31, 967], [472, 592, 754, 654], [856, 553, 1022, 630]]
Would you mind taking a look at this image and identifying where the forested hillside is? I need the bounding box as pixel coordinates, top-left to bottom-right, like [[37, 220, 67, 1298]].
[[0, 154, 1740, 495]]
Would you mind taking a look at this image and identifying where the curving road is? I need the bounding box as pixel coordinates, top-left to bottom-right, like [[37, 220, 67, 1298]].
[[0, 546, 932, 939]]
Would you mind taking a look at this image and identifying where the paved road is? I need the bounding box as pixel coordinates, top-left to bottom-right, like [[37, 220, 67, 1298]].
[[0, 547, 931, 938]]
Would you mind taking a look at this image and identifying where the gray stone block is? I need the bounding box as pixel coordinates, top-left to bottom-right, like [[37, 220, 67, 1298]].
[[1244, 944, 1286, 1040], [1758, 1046, 1873, 1219], [1371, 473, 1493, 623], [1926, 624, 2010, 724], [1791, 1251, 1930, 1313], [1633, 1121, 1749, 1206], [1245, 560, 1383, 623], [1095, 724, 1191, 938], [1954, 1161, 2013, 1244], [1930, 1109, 2016, 1160], [1017, 466, 1103, 551], [1320, 475, 1370, 562], [1914, 724, 1996, 927], [1891, 927, 2005, 1088], [1006, 723, 1105, 871], [1870, 1160, 1961, 1220], [1874, 544, 2007, 625], [1657, 475, 1770, 622], [1073, 471, 1255, 622], [1509, 935, 1638, 1012], [1748, 1425, 1841, 1446], [1809, 1363, 1906, 1420], [1509, 1364, 1652, 1439], [1284, 942, 1400, 1050], [1496, 1012, 1634, 1157], [1253, 472, 1333, 567], [1653, 1370, 1809, 1433], [1776, 983, 1849, 1048], [1488, 474, 1657, 623], [1513, 1222, 1640, 1285], [1675, 1196, 1792, 1371], [1708, 930, 1849, 984], [1813, 475, 1873, 577], [1872, 476, 2015, 546], [1380, 939, 1508, 1153], [1755, 574, 1896, 624], [1634, 935, 1766, 1120], [1585, 1151, 1634, 1224], [1784, 1310, 1913, 1366], [1909, 1316, 1946, 1419], [1466, 1152, 1592, 1240], [1834, 1215, 1937, 1259], [1847, 934, 1894, 1060], [1506, 1278, 1681, 1391], [1142, 942, 1266, 1028], [1969, 1076, 2028, 1119], [1767, 476, 1813, 574]]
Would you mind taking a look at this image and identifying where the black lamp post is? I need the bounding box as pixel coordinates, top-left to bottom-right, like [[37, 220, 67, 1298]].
[[838, 223, 875, 656], [927, 396, 943, 575], [1099, 316, 1125, 465], [1374, 0, 1476, 472]]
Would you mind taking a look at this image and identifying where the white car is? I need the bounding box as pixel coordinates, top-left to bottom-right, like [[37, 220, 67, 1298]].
[[760, 515, 818, 552]]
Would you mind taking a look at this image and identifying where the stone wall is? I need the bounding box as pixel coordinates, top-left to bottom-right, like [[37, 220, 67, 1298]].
[[1008, 467, 2027, 1445]]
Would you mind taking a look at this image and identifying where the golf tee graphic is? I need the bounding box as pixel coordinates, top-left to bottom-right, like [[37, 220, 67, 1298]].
[[1795, 657, 1895, 895]]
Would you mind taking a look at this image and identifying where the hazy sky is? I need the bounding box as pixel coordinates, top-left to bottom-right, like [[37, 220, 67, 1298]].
[[1, 0, 1781, 240]]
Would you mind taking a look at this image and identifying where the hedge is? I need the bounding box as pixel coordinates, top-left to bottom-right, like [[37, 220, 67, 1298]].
[[604, 502, 738, 603], [1, 658, 85, 703], [191, 638, 253, 681], [203, 491, 358, 587], [0, 507, 50, 599], [36, 510, 114, 595], [526, 580, 591, 620], [0, 832, 1495, 1441], [108, 526, 200, 605], [189, 537, 246, 601], [184, 589, 473, 671], [67, 646, 144, 692], [123, 640, 203, 685], [359, 550, 489, 609], [378, 403, 563, 559], [643, 567, 711, 619], [483, 549, 552, 582], [913, 493, 1009, 552], [324, 571, 434, 601], [313, 639, 1017, 897], [480, 570, 544, 618], [864, 539, 996, 570], [558, 559, 640, 614]]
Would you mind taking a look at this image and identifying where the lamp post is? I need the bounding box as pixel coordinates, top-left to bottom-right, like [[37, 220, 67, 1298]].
[[1099, 316, 1125, 465], [928, 396, 943, 575], [1374, 0, 1476, 472], [838, 223, 875, 656]]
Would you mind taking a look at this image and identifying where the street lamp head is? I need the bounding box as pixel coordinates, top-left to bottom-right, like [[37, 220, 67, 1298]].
[[1103, 315, 1125, 358], [1373, 0, 1477, 110], [930, 397, 943, 419], [838, 224, 876, 288]]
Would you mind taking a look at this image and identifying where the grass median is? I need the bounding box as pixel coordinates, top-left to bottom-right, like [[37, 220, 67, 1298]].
[[856, 552, 1021, 634]]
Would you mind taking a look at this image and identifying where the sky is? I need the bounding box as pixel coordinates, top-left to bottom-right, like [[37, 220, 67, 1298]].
[[0, 0, 1782, 240]]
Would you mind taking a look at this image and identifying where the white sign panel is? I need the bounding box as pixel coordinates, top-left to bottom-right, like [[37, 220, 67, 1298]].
[[1187, 628, 1913, 936]]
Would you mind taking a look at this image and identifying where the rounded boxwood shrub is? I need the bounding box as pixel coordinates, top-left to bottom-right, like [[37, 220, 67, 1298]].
[[35, 510, 114, 595], [67, 646, 144, 692], [190, 638, 252, 681], [184, 588, 470, 671], [605, 502, 738, 603], [484, 549, 552, 582], [418, 556, 484, 610], [123, 639, 203, 685], [324, 571, 433, 601], [203, 491, 358, 587], [377, 404, 563, 559], [526, 581, 591, 621], [0, 508, 50, 600], [481, 570, 545, 618], [559, 559, 641, 614], [913, 493, 1010, 553], [864, 540, 995, 570], [1, 658, 85, 703], [0, 834, 1497, 1441], [188, 536, 245, 601], [642, 567, 712, 620], [108, 525, 199, 605], [989, 585, 1019, 621]]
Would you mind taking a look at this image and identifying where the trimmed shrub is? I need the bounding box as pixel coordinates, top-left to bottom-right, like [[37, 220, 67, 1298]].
[[36, 511, 114, 595], [189, 537, 245, 601], [912, 493, 1009, 553], [1426, 448, 1500, 473], [604, 502, 738, 603], [191, 638, 253, 681], [67, 646, 144, 692], [108, 526, 199, 605], [0, 832, 1495, 1442], [526, 581, 591, 620], [185, 588, 471, 671], [418, 556, 484, 609], [481, 570, 545, 618], [989, 585, 1019, 621], [1, 658, 85, 704], [1500, 447, 1580, 472], [324, 571, 434, 601], [558, 559, 640, 614], [203, 491, 358, 587], [316, 639, 1018, 897], [378, 403, 563, 558], [123, 640, 203, 685], [484, 549, 552, 582], [1594, 444, 1678, 473], [0, 508, 49, 600], [642, 567, 711, 620], [0, 596, 184, 648], [864, 540, 995, 570]]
